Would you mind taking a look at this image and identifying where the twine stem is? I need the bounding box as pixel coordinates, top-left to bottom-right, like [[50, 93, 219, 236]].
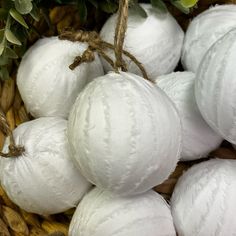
[[59, 0, 151, 82], [114, 0, 129, 72], [0, 107, 24, 158], [103, 42, 150, 81]]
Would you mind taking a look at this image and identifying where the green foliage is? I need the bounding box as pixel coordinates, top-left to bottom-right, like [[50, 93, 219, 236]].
[[13, 0, 33, 14], [10, 8, 29, 28], [0, 0, 199, 80], [179, 0, 198, 8], [130, 1, 147, 18], [77, 0, 87, 22], [151, 0, 168, 12], [0, 0, 40, 80], [56, 0, 199, 18]]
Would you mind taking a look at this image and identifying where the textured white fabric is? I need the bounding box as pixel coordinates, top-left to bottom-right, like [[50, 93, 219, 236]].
[[195, 29, 236, 144], [68, 71, 181, 196], [69, 188, 176, 236], [17, 37, 104, 118], [171, 159, 236, 236], [157, 72, 222, 161], [100, 4, 184, 79], [0, 117, 91, 215], [182, 4, 236, 72]]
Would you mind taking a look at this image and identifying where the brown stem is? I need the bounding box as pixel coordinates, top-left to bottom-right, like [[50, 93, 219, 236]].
[[0, 107, 24, 158], [0, 143, 25, 158], [59, 30, 99, 43], [114, 0, 129, 72], [59, 18, 151, 81], [69, 46, 95, 70]]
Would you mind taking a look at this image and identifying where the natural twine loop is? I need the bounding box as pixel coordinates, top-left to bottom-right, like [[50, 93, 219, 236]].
[[59, 0, 150, 81], [59, 30, 99, 70], [114, 0, 129, 72], [0, 108, 24, 158], [0, 0, 148, 158], [59, 30, 150, 81]]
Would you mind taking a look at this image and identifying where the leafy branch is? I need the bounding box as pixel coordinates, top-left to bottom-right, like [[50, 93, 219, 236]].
[[52, 0, 199, 21], [0, 0, 199, 80], [0, 0, 40, 80]]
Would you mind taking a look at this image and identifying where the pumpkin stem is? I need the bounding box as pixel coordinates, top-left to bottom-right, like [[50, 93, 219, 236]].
[[114, 0, 129, 72], [0, 108, 24, 158], [59, 0, 152, 83], [59, 29, 151, 82]]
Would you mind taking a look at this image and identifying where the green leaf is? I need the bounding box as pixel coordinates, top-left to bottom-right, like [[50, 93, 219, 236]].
[[5, 47, 18, 59], [30, 3, 40, 21], [14, 42, 27, 57], [77, 0, 87, 22], [130, 3, 147, 18], [0, 9, 8, 20], [5, 29, 22, 46], [0, 29, 5, 42], [171, 1, 190, 14], [11, 25, 28, 42], [99, 1, 118, 13], [180, 0, 198, 8], [151, 0, 168, 12], [88, 0, 98, 8], [9, 9, 29, 28], [0, 56, 9, 66], [129, 0, 138, 5], [0, 67, 10, 80], [14, 0, 33, 15], [0, 43, 4, 56]]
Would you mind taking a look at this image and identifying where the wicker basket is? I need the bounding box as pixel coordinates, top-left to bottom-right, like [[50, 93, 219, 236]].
[[1, 0, 236, 235]]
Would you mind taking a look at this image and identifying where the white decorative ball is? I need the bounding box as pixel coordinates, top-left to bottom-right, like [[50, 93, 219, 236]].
[[0, 117, 91, 215], [69, 188, 176, 236], [100, 4, 184, 79], [156, 72, 222, 161], [182, 4, 236, 72], [68, 71, 181, 196], [171, 159, 236, 236], [17, 37, 104, 118], [195, 28, 236, 144]]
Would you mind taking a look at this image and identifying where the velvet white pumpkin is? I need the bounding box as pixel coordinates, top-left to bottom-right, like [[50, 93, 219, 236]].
[[182, 4, 236, 72], [68, 71, 181, 196], [157, 72, 222, 161], [17, 37, 104, 118], [69, 188, 176, 236], [100, 4, 184, 79], [171, 159, 236, 236], [195, 28, 236, 144], [0, 117, 91, 215]]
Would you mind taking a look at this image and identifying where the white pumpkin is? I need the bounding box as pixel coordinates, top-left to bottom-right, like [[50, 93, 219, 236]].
[[195, 28, 236, 144], [68, 71, 181, 196], [157, 72, 222, 161], [17, 37, 104, 118], [100, 4, 184, 79], [171, 159, 236, 236], [0, 117, 91, 215], [182, 4, 236, 72], [69, 188, 176, 236]]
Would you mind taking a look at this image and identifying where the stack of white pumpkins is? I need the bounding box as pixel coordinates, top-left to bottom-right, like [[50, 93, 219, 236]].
[[1, 3, 236, 236]]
